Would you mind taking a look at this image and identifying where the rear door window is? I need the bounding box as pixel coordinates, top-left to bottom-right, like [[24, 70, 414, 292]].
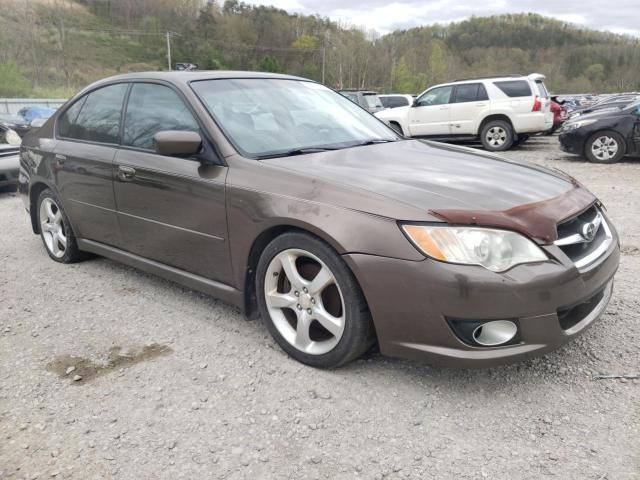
[[123, 83, 200, 150], [453, 83, 489, 103], [60, 83, 128, 143], [363, 94, 383, 108], [493, 80, 532, 98]]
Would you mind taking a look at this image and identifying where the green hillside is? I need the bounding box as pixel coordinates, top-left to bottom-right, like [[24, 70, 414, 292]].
[[1, 0, 639, 97]]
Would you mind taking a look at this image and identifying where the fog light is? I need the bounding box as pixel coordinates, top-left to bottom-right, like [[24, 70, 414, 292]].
[[472, 320, 518, 346]]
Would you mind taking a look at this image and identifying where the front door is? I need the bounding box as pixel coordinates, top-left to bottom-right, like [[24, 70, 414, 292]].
[[408, 85, 453, 137], [113, 82, 232, 284], [53, 83, 128, 247]]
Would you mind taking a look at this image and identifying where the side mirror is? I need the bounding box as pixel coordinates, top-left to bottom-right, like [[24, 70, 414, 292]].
[[412, 98, 419, 107], [30, 118, 46, 128], [153, 130, 202, 156]]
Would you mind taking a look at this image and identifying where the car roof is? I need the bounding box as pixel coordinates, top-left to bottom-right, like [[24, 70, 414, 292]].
[[83, 70, 311, 92]]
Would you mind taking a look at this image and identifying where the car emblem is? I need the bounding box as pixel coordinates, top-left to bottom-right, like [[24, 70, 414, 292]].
[[582, 221, 597, 242]]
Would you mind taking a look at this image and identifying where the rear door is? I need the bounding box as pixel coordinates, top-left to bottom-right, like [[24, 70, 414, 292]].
[[54, 83, 128, 247], [113, 81, 232, 283], [449, 83, 489, 134], [408, 85, 453, 136]]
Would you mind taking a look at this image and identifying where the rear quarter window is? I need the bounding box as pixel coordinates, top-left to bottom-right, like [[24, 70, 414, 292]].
[[493, 80, 532, 98]]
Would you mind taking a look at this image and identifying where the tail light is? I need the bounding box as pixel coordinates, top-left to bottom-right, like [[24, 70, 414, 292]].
[[532, 96, 542, 112]]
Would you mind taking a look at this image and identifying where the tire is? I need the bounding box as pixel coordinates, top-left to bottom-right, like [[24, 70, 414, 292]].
[[256, 231, 375, 368], [480, 120, 514, 151], [36, 188, 86, 263], [584, 130, 625, 164]]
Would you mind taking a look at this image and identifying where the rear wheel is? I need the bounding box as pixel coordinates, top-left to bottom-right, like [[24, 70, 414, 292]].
[[480, 120, 514, 151], [256, 232, 374, 368], [37, 189, 85, 263], [585, 131, 625, 163]]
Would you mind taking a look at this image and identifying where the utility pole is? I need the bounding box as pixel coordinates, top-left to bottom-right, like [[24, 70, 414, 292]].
[[321, 46, 326, 85], [166, 31, 172, 70]]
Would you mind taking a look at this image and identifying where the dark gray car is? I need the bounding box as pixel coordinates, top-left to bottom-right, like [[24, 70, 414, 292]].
[[18, 71, 619, 368]]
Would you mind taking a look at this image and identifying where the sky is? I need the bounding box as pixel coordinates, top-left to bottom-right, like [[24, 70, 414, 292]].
[[246, 0, 640, 36]]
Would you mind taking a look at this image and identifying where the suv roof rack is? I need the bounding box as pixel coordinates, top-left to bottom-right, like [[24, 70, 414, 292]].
[[452, 74, 523, 82]]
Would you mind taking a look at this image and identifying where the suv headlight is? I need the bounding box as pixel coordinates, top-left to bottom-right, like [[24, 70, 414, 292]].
[[563, 119, 597, 132], [401, 225, 547, 272]]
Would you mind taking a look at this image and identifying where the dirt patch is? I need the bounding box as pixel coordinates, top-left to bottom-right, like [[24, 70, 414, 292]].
[[620, 245, 640, 256], [47, 344, 172, 385]]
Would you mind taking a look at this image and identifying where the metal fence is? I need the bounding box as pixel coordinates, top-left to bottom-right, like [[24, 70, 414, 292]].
[[0, 98, 67, 115]]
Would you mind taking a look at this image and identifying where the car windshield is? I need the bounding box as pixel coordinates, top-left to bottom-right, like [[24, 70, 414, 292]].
[[191, 78, 398, 158]]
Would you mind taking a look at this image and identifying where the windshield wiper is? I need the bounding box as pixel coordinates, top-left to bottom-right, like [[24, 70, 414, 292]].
[[346, 139, 397, 147], [255, 146, 341, 160]]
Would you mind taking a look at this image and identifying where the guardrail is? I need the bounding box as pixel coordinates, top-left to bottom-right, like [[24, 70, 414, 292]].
[[0, 98, 67, 115]]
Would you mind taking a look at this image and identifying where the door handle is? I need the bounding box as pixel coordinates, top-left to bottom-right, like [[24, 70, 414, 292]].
[[475, 103, 487, 107], [117, 165, 136, 181]]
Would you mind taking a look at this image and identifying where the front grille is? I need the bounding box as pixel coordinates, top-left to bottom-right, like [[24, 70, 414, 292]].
[[557, 285, 607, 331], [554, 206, 612, 269], [0, 148, 19, 158]]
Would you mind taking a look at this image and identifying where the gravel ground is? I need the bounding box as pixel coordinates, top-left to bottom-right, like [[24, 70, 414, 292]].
[[0, 136, 638, 479]]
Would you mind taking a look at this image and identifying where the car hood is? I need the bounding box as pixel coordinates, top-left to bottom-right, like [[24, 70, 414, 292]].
[[264, 140, 577, 216], [375, 106, 410, 119], [568, 107, 625, 122]]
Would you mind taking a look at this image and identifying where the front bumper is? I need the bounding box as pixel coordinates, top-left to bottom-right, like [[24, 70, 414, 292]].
[[344, 237, 619, 367], [558, 130, 585, 154], [0, 154, 19, 188]]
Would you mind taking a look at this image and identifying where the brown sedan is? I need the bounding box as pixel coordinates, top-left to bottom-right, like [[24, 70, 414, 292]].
[[18, 72, 619, 368]]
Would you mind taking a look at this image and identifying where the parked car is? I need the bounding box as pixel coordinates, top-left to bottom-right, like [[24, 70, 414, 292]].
[[0, 144, 20, 191], [549, 100, 568, 132], [19, 71, 618, 368], [375, 73, 553, 151], [559, 100, 640, 163], [0, 114, 31, 138], [338, 90, 384, 113], [569, 96, 639, 119], [379, 94, 415, 109], [17, 106, 57, 124]]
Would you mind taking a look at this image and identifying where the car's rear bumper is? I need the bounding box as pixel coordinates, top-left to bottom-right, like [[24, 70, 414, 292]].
[[515, 112, 553, 133], [344, 237, 619, 368]]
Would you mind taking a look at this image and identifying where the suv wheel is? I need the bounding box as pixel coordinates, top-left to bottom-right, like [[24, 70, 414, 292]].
[[481, 120, 514, 151], [256, 232, 375, 368], [585, 131, 625, 163], [37, 189, 86, 263]]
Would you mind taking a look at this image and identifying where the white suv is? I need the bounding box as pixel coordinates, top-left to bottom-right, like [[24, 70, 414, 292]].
[[375, 74, 553, 151]]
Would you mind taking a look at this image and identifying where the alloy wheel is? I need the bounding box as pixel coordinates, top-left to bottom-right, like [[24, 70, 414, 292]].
[[39, 197, 67, 258], [591, 136, 618, 161], [486, 127, 507, 147], [264, 248, 346, 355]]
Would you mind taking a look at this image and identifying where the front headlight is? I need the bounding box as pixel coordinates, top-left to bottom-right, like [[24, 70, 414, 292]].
[[401, 225, 548, 272], [563, 119, 597, 132]]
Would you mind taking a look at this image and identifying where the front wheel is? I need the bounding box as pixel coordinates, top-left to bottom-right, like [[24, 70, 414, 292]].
[[256, 232, 375, 368], [480, 120, 514, 151], [585, 131, 625, 163]]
